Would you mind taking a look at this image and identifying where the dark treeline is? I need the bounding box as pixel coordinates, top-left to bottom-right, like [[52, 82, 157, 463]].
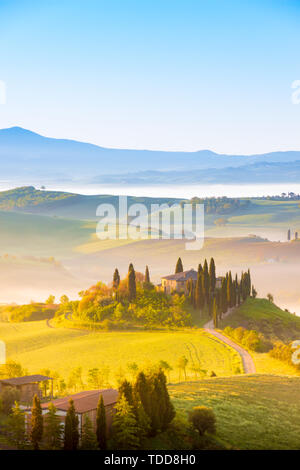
[[180, 196, 251, 214], [1, 369, 175, 450]]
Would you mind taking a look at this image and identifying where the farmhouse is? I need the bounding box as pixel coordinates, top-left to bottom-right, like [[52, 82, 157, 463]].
[[25, 388, 118, 434], [161, 269, 223, 294], [0, 374, 53, 403]]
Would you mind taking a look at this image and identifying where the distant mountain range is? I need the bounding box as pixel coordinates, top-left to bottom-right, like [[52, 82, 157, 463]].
[[1, 126, 300, 184]]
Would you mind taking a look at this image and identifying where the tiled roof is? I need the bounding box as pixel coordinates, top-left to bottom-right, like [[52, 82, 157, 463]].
[[0, 375, 53, 386], [40, 389, 118, 414], [161, 269, 198, 282]]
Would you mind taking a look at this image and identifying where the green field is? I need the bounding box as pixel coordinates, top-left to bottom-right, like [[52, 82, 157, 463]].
[[169, 375, 300, 449], [0, 320, 242, 384]]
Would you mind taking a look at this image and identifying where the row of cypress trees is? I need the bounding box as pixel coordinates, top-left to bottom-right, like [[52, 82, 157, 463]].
[[27, 393, 107, 450], [113, 263, 151, 302], [176, 257, 251, 325]]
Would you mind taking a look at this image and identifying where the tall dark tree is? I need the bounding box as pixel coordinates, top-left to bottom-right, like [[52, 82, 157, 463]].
[[195, 265, 205, 310], [213, 297, 218, 328], [156, 370, 175, 430], [247, 269, 251, 296], [240, 269, 251, 301], [80, 415, 98, 450], [119, 380, 135, 410], [113, 268, 120, 291], [203, 259, 210, 306], [227, 271, 233, 308], [111, 396, 139, 449], [187, 278, 195, 307], [44, 403, 63, 450], [96, 395, 107, 450], [64, 399, 79, 451], [30, 394, 43, 450], [144, 265, 150, 284], [209, 258, 216, 292], [128, 263, 136, 302], [134, 370, 174, 436], [221, 277, 228, 314], [134, 372, 150, 418], [175, 257, 183, 273]]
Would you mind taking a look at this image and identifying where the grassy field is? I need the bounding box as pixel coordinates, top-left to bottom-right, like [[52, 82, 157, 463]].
[[0, 320, 242, 384], [220, 297, 300, 343], [252, 352, 300, 376], [169, 375, 300, 449]]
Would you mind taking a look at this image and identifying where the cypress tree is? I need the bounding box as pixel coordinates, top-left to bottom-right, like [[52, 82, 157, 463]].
[[134, 371, 150, 419], [128, 263, 136, 302], [187, 278, 195, 307], [156, 370, 175, 430], [119, 380, 135, 410], [64, 399, 79, 451], [247, 269, 251, 297], [175, 257, 183, 273], [111, 396, 139, 449], [80, 415, 98, 450], [113, 268, 120, 291], [44, 403, 63, 450], [221, 277, 228, 314], [145, 265, 150, 284], [30, 394, 43, 450], [96, 395, 107, 450], [209, 258, 216, 292], [195, 265, 205, 310], [227, 271, 233, 308], [213, 297, 218, 328], [137, 403, 151, 442], [203, 259, 210, 306], [9, 402, 26, 449]]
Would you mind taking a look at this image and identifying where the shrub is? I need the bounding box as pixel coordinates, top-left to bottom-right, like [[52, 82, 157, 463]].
[[188, 406, 216, 436], [0, 388, 20, 415]]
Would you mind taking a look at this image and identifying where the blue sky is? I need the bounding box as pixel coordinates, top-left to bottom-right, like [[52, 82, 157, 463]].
[[0, 0, 300, 153]]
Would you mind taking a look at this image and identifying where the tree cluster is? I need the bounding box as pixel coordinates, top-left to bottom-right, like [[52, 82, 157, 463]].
[[185, 257, 252, 324]]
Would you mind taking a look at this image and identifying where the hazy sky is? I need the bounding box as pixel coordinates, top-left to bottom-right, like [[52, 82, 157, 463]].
[[0, 0, 300, 154]]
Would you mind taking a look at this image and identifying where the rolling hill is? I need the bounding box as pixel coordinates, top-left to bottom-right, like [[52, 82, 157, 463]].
[[1, 126, 300, 184], [0, 320, 241, 382], [220, 298, 300, 343]]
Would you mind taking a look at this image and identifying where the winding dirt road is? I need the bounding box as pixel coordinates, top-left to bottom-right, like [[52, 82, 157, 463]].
[[204, 313, 256, 374]]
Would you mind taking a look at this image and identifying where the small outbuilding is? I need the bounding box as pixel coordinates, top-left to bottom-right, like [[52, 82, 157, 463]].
[[0, 374, 53, 403]]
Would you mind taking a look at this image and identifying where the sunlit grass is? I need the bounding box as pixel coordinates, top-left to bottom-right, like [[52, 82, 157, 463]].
[[0, 321, 241, 384], [169, 375, 300, 449]]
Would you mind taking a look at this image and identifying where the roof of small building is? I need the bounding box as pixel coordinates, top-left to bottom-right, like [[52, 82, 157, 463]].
[[39, 389, 118, 414], [162, 269, 198, 282], [0, 375, 53, 386]]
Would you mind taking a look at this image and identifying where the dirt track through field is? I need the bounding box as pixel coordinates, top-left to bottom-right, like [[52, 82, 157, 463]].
[[204, 310, 256, 374]]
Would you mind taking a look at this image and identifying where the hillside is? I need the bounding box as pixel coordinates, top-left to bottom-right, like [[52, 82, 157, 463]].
[[169, 375, 300, 450], [1, 127, 300, 184], [220, 298, 300, 343], [0, 186, 180, 220]]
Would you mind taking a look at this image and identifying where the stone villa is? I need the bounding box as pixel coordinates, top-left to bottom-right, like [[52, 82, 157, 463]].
[[160, 269, 223, 294]]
